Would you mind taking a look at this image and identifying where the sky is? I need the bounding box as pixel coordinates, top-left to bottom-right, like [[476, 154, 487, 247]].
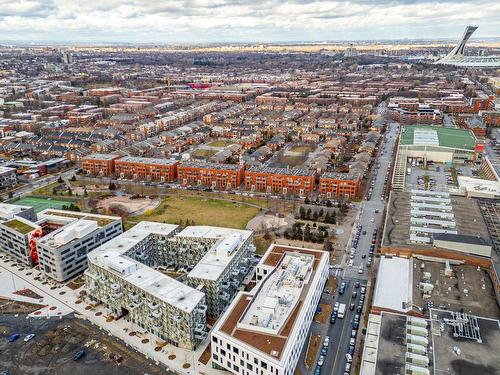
[[0, 0, 499, 44]]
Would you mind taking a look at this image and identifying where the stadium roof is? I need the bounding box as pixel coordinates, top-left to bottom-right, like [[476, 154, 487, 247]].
[[400, 125, 476, 151]]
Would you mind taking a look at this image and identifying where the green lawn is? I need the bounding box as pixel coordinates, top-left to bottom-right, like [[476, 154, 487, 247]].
[[208, 140, 236, 148], [127, 195, 260, 230], [15, 197, 74, 213]]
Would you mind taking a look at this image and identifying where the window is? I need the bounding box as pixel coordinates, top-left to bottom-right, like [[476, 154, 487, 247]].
[[213, 354, 218, 362]]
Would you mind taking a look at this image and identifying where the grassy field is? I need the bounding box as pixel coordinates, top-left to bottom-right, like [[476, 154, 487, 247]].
[[127, 195, 260, 230], [208, 139, 236, 148], [15, 197, 74, 213], [192, 148, 218, 158], [288, 144, 316, 153]]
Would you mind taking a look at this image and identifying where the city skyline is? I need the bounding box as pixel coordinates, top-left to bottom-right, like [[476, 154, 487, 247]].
[[1, 0, 500, 44]]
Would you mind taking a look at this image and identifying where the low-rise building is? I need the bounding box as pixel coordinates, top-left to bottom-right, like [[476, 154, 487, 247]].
[[36, 210, 122, 281], [178, 161, 244, 189], [245, 167, 315, 195], [319, 172, 361, 200], [0, 166, 18, 189], [115, 156, 179, 182], [81, 153, 122, 176], [211, 244, 329, 375]]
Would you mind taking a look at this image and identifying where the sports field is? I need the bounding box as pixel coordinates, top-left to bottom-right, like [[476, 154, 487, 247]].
[[14, 197, 73, 213], [400, 125, 476, 150]]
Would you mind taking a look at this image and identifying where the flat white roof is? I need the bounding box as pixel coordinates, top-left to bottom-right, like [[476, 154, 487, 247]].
[[88, 222, 205, 313], [239, 252, 314, 334], [0, 203, 31, 220], [185, 226, 252, 281], [373, 257, 412, 313]]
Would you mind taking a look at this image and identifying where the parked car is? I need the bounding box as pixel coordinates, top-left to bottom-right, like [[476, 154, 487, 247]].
[[345, 362, 352, 373], [73, 350, 86, 361], [323, 336, 330, 347], [8, 334, 20, 343], [23, 334, 35, 342], [317, 355, 325, 366]]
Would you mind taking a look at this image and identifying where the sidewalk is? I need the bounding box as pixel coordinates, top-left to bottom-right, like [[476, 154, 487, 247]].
[[0, 255, 224, 375]]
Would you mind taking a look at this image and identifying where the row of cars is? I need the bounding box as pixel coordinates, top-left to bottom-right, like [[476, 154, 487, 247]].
[[343, 283, 367, 374], [313, 336, 331, 375]]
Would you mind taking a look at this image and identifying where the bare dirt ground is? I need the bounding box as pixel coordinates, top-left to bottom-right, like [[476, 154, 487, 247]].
[[97, 195, 160, 216], [0, 313, 174, 375]]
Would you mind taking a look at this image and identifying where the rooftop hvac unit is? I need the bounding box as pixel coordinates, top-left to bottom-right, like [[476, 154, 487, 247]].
[[419, 282, 434, 293], [405, 363, 430, 375], [407, 316, 428, 328], [406, 325, 428, 338], [407, 343, 427, 356], [405, 352, 429, 366], [406, 334, 428, 347]]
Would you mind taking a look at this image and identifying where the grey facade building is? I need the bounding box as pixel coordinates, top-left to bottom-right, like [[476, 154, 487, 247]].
[[85, 221, 254, 350], [0, 203, 36, 222], [36, 210, 122, 281], [0, 166, 18, 189], [0, 216, 41, 266]]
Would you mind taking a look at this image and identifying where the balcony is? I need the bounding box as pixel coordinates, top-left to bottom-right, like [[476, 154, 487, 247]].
[[148, 301, 159, 310], [219, 292, 230, 301], [196, 304, 207, 314]]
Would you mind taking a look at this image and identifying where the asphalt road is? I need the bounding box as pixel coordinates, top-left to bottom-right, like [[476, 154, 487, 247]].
[[298, 120, 400, 375], [2, 167, 79, 202]]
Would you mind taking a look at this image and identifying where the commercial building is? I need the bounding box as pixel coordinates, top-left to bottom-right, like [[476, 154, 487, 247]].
[[115, 156, 179, 182], [81, 153, 122, 176], [399, 126, 478, 164], [177, 161, 244, 189], [0, 166, 18, 189], [245, 167, 315, 195], [360, 309, 500, 375], [36, 210, 122, 281], [211, 245, 329, 375], [319, 172, 361, 200], [382, 190, 492, 265], [85, 222, 255, 350]]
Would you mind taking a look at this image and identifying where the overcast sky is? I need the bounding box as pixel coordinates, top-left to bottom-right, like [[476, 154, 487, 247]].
[[1, 0, 499, 44]]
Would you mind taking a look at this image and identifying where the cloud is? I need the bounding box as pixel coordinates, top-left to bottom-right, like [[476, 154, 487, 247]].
[[0, 0, 499, 43]]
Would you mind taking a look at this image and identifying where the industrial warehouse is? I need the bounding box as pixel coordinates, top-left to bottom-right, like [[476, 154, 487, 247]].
[[84, 221, 255, 350]]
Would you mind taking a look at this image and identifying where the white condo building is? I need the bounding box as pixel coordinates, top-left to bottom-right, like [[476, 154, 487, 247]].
[[211, 244, 329, 375]]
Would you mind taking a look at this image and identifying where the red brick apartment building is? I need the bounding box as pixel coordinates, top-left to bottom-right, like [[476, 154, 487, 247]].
[[388, 107, 443, 125], [319, 172, 361, 200], [177, 161, 244, 189], [81, 154, 122, 176], [245, 167, 314, 195], [115, 156, 179, 182]]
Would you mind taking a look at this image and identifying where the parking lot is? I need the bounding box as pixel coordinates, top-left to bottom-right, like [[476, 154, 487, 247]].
[[0, 313, 173, 375], [404, 160, 481, 192]]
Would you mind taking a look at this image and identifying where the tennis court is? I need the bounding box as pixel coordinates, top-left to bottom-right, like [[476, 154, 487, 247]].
[[14, 197, 73, 213]]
